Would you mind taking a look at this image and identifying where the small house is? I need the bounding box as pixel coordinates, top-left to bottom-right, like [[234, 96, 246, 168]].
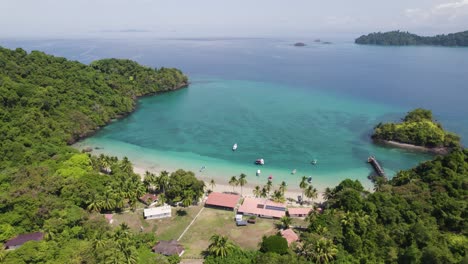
[[205, 192, 241, 211], [144, 205, 171, 220], [139, 193, 158, 206], [4, 232, 44, 250], [152, 240, 185, 256], [280, 229, 299, 245]]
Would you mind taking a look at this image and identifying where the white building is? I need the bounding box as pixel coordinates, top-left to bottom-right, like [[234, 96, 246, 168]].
[[143, 205, 172, 220]]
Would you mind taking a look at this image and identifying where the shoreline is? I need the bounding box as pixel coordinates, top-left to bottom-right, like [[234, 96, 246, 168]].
[[132, 166, 325, 203], [374, 139, 449, 155], [67, 82, 189, 145]]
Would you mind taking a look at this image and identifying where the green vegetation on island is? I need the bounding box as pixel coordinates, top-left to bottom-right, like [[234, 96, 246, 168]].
[[372, 108, 461, 150], [355, 30, 468, 46]]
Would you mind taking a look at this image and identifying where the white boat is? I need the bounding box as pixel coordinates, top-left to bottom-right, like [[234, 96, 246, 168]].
[[291, 169, 297, 175], [256, 169, 261, 176], [232, 143, 238, 151], [311, 159, 318, 165], [255, 158, 265, 165]]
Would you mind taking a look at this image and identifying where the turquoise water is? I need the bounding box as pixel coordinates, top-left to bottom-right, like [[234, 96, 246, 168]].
[[4, 38, 466, 189], [78, 78, 432, 189]]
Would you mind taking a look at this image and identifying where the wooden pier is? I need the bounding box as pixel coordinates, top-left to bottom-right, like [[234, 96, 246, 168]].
[[367, 156, 386, 178]]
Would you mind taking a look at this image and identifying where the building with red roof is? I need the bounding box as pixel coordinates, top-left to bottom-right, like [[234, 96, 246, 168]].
[[205, 192, 240, 210], [288, 207, 313, 217], [4, 232, 44, 250], [281, 229, 299, 245], [139, 193, 158, 205], [237, 197, 286, 218]]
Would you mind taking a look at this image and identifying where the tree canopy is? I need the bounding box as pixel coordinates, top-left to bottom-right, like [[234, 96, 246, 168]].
[[355, 30, 468, 46], [372, 108, 461, 148]]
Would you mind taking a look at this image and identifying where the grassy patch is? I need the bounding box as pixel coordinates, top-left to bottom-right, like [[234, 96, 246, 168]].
[[110, 205, 203, 241], [179, 208, 277, 258]]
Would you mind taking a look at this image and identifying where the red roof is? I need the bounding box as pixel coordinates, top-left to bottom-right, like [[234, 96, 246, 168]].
[[281, 229, 299, 245], [139, 193, 158, 204], [237, 197, 286, 218], [288, 207, 313, 216], [205, 192, 240, 209], [4, 232, 44, 249]]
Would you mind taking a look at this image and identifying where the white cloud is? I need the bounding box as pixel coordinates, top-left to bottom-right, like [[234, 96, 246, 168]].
[[435, 0, 468, 10]]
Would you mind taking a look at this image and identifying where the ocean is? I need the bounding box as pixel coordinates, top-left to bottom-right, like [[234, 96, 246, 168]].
[[3, 37, 467, 190]]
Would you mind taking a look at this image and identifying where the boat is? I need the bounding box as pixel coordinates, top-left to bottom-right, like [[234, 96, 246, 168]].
[[256, 169, 261, 176], [291, 169, 297, 175], [232, 143, 238, 151], [307, 176, 312, 183], [255, 158, 265, 165], [199, 166, 206, 172], [311, 159, 318, 165], [268, 175, 273, 181]]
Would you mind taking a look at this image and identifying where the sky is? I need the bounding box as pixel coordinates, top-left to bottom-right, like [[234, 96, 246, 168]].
[[1, 0, 468, 38]]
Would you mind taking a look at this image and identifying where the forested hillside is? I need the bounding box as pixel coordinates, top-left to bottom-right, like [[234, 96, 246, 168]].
[[355, 30, 468, 46], [0, 46, 188, 263]]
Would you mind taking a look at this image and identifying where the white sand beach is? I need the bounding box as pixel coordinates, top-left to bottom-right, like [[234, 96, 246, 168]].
[[133, 166, 325, 203]]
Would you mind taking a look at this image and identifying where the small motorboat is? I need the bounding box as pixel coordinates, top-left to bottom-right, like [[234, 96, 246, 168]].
[[199, 166, 206, 172], [311, 159, 318, 165], [291, 169, 297, 175], [268, 175, 273, 181], [232, 143, 238, 151], [256, 169, 261, 176], [307, 176, 312, 183], [255, 158, 265, 165]]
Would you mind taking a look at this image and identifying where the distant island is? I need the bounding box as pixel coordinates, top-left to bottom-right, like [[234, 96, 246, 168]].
[[293, 42, 306, 47], [355, 30, 468, 46], [372, 108, 461, 154]]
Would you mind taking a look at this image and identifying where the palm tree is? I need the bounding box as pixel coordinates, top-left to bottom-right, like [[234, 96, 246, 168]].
[[87, 194, 103, 212], [300, 176, 308, 201], [253, 185, 261, 197], [102, 190, 116, 211], [272, 189, 285, 203], [98, 154, 111, 174], [120, 157, 133, 174], [158, 171, 170, 194], [304, 185, 318, 203], [182, 190, 194, 207], [238, 173, 247, 196], [209, 179, 216, 191], [279, 181, 287, 194], [229, 176, 238, 193], [265, 180, 273, 196], [158, 193, 167, 206], [311, 238, 338, 263], [323, 187, 334, 201], [208, 234, 236, 258], [280, 216, 292, 229], [260, 187, 268, 198]]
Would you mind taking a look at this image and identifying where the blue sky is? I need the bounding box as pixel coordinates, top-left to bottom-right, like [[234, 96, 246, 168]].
[[2, 0, 468, 38]]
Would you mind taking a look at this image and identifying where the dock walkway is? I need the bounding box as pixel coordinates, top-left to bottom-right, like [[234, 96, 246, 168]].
[[367, 156, 386, 178]]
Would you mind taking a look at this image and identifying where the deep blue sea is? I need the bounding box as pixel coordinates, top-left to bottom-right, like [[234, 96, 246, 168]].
[[3, 38, 467, 189]]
